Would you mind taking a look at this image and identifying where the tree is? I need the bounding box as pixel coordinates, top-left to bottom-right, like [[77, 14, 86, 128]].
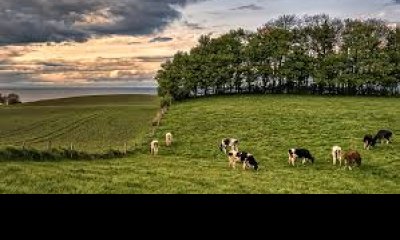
[[386, 27, 400, 94], [341, 19, 389, 94], [6, 93, 21, 105], [156, 15, 399, 100]]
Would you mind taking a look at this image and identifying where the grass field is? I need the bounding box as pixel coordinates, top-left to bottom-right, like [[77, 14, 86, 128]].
[[0, 95, 159, 153], [0, 95, 399, 193]]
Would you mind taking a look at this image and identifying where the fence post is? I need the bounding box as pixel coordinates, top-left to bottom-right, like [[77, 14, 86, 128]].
[[22, 141, 25, 150], [124, 142, 127, 155], [70, 143, 73, 159]]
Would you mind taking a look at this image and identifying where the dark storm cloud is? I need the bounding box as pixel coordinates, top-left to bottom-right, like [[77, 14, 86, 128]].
[[0, 0, 204, 45]]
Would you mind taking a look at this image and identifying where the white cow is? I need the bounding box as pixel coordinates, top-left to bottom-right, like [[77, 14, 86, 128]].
[[332, 146, 342, 166], [150, 140, 159, 155], [166, 132, 173, 147]]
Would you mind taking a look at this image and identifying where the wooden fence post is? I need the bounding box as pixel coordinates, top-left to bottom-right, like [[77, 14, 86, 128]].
[[70, 143, 73, 159]]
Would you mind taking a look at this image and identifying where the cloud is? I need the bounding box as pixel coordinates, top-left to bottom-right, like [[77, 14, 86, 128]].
[[0, 56, 166, 87], [0, 0, 204, 45], [136, 56, 173, 62], [231, 4, 263, 11], [183, 21, 205, 30], [149, 37, 174, 43]]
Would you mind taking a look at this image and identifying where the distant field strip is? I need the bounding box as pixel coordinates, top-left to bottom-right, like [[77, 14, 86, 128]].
[[0, 95, 159, 152]]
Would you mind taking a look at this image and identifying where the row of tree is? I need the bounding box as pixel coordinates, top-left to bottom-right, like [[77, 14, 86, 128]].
[[0, 93, 21, 105], [156, 14, 400, 103]]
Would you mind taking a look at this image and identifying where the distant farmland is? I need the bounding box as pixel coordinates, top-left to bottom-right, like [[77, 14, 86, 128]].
[[0, 95, 159, 153]]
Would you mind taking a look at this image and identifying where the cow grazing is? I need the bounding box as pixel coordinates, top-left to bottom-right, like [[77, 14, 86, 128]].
[[288, 148, 315, 166], [150, 140, 159, 155], [363, 134, 374, 150], [220, 138, 239, 154], [228, 150, 240, 169], [373, 129, 393, 146], [227, 150, 258, 171], [332, 146, 342, 166], [165, 132, 173, 147], [343, 150, 361, 170]]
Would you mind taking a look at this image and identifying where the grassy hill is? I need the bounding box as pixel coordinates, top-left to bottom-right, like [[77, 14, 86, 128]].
[[0, 95, 159, 153], [0, 95, 399, 193]]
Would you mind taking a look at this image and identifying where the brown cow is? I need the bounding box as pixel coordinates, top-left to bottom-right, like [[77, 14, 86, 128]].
[[343, 150, 361, 170]]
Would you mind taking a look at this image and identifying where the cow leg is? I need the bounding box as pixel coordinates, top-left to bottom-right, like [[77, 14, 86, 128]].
[[302, 158, 306, 165], [243, 162, 247, 170]]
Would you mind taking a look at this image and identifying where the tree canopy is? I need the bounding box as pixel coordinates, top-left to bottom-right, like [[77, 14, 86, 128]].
[[156, 15, 400, 103]]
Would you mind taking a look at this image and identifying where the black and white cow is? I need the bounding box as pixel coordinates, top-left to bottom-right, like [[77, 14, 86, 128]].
[[228, 150, 258, 171], [373, 129, 393, 146], [363, 134, 374, 150], [288, 148, 314, 166], [220, 138, 239, 154]]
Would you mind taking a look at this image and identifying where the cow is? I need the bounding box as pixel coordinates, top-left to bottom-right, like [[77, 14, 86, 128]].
[[332, 146, 342, 166], [343, 150, 361, 170], [150, 140, 159, 155], [288, 148, 315, 166], [165, 132, 173, 147], [220, 138, 239, 154], [363, 134, 374, 150], [227, 150, 258, 171], [373, 130, 393, 146]]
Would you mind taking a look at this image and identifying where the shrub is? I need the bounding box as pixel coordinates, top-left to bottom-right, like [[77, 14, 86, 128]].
[[160, 94, 173, 108]]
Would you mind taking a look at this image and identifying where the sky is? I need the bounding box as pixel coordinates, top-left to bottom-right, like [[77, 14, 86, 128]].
[[0, 0, 400, 88]]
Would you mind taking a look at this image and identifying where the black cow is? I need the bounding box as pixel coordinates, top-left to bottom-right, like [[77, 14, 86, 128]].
[[288, 148, 315, 166], [372, 130, 393, 146], [363, 134, 374, 150]]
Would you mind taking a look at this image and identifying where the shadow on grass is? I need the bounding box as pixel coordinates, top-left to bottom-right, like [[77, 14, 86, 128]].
[[0, 147, 133, 162]]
